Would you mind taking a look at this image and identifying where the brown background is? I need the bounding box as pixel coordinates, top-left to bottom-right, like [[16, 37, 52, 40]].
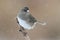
[[0, 0, 60, 40]]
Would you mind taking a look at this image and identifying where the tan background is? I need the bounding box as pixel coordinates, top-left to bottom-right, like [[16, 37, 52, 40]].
[[0, 0, 60, 40]]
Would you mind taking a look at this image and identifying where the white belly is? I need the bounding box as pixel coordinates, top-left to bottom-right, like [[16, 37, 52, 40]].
[[17, 17, 32, 30]]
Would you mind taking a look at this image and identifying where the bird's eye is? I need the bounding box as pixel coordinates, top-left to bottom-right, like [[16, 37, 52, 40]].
[[24, 9, 27, 12], [23, 7, 29, 12], [23, 9, 29, 12]]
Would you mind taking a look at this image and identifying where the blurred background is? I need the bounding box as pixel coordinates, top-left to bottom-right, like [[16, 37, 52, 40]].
[[0, 0, 60, 40]]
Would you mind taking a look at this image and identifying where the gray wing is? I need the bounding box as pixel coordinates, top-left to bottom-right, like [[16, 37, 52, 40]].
[[28, 14, 37, 23]]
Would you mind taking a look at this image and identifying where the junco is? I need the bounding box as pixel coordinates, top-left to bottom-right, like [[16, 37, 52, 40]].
[[16, 7, 46, 30]]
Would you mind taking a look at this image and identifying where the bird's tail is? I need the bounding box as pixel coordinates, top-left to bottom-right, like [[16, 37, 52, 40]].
[[36, 20, 47, 25], [31, 20, 47, 29]]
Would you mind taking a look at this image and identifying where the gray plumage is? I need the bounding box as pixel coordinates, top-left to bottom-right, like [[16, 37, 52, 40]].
[[16, 7, 46, 30], [17, 7, 37, 26]]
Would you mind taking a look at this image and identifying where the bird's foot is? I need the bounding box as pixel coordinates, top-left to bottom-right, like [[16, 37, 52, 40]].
[[23, 32, 27, 36], [19, 29, 22, 32]]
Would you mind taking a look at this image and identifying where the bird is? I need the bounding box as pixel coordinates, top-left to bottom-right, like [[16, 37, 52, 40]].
[[16, 7, 47, 39], [16, 7, 46, 31]]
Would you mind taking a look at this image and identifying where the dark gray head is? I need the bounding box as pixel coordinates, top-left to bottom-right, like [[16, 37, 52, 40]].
[[22, 7, 29, 12]]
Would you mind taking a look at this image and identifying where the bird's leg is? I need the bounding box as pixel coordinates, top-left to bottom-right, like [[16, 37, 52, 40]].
[[19, 26, 27, 36], [18, 26, 30, 40]]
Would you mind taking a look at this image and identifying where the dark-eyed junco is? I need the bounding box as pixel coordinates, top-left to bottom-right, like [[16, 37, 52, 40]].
[[16, 7, 46, 30]]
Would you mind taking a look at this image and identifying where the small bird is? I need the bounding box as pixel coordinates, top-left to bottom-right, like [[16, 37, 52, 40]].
[[16, 7, 46, 39], [16, 7, 46, 31]]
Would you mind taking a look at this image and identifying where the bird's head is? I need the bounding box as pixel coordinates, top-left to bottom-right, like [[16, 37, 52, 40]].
[[22, 7, 29, 12]]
